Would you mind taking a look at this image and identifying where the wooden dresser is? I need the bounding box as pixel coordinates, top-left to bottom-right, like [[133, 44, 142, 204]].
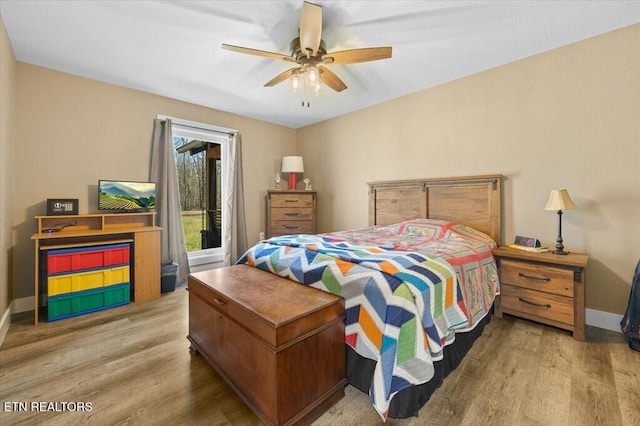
[[267, 190, 316, 238], [187, 265, 346, 425], [493, 246, 588, 340]]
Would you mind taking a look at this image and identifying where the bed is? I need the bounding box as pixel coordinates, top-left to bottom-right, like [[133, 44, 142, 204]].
[[234, 174, 503, 420]]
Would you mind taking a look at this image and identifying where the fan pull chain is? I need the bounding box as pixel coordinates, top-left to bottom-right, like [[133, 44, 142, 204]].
[[301, 101, 310, 108]]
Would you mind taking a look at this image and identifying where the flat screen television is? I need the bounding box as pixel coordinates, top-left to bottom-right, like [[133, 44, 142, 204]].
[[98, 180, 156, 212]]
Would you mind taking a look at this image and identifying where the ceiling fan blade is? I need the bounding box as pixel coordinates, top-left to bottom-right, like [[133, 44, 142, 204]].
[[222, 44, 296, 63], [264, 68, 298, 87], [323, 47, 392, 65], [319, 67, 347, 92], [299, 2, 322, 57]]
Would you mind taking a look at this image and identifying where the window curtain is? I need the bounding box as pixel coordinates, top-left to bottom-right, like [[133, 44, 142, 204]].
[[223, 132, 248, 265], [150, 118, 190, 283]]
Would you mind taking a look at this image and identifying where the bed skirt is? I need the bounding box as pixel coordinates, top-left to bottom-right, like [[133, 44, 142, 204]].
[[346, 310, 492, 418]]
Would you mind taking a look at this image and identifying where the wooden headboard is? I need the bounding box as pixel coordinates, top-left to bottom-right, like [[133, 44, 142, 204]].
[[368, 174, 503, 244]]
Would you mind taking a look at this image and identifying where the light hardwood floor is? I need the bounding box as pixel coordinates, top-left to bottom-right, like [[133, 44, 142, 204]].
[[1, 285, 638, 426]]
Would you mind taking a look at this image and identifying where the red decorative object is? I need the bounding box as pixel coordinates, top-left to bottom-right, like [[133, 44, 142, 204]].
[[288, 173, 298, 190]]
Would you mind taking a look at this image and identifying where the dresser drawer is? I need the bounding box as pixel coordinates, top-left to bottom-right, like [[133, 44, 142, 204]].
[[270, 207, 314, 221], [270, 221, 315, 236], [500, 259, 574, 297], [268, 190, 317, 238], [500, 284, 574, 326], [270, 193, 314, 208]]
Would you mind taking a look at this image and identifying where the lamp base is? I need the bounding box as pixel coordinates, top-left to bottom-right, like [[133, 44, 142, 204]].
[[288, 173, 298, 190], [552, 210, 569, 255]]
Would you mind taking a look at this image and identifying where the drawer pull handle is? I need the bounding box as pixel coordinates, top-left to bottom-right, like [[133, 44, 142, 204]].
[[518, 297, 551, 309], [518, 272, 550, 282], [212, 298, 226, 306], [284, 213, 300, 216], [284, 226, 298, 229], [284, 200, 299, 203]]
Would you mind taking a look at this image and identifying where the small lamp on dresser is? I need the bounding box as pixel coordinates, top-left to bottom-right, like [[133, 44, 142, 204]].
[[282, 156, 304, 190], [544, 189, 577, 255]]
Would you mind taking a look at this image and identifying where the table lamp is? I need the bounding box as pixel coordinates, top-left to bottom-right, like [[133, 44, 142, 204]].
[[282, 156, 304, 190], [544, 189, 577, 255]]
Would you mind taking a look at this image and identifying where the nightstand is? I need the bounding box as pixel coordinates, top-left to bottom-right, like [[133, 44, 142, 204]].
[[493, 246, 588, 341], [267, 190, 317, 238]]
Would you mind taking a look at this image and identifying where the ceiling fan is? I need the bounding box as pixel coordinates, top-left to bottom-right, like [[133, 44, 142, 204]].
[[222, 1, 392, 94]]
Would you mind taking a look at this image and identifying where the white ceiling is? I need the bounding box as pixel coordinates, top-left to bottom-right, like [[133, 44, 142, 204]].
[[1, 1, 639, 129]]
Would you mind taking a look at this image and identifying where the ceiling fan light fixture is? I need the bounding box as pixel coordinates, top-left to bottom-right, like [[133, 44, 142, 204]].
[[289, 65, 322, 95], [307, 65, 319, 84], [290, 72, 301, 93]]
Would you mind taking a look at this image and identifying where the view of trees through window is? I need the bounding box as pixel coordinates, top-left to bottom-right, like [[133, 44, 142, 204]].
[[173, 137, 221, 252]]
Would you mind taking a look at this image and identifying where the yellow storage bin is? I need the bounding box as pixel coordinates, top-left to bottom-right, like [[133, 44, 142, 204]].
[[48, 266, 130, 296]]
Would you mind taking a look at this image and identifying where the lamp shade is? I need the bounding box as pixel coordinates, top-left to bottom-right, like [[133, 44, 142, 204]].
[[282, 156, 304, 173], [545, 189, 577, 211]]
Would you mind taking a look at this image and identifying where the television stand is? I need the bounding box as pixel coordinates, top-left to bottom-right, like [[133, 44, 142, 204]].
[[31, 212, 162, 324]]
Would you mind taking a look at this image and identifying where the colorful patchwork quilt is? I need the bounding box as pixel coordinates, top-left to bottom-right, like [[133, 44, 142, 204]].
[[236, 219, 499, 420], [325, 219, 500, 329]]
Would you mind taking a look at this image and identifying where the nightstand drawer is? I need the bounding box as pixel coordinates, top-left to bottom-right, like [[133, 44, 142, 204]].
[[492, 246, 588, 341], [270, 221, 315, 235], [501, 284, 574, 326], [270, 207, 314, 221], [270, 194, 314, 208], [500, 259, 573, 297]]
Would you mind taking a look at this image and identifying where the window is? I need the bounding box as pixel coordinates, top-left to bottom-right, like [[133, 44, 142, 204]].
[[174, 137, 220, 251], [169, 120, 232, 270]]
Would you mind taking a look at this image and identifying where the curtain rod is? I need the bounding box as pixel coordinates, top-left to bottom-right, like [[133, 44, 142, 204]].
[[156, 114, 237, 136]]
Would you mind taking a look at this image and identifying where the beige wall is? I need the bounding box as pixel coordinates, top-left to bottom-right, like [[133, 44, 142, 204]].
[[298, 24, 640, 315], [1, 18, 17, 336], [4, 17, 638, 320], [12, 63, 296, 300]]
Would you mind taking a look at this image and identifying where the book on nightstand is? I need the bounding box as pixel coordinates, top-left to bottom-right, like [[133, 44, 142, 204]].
[[507, 244, 550, 253]]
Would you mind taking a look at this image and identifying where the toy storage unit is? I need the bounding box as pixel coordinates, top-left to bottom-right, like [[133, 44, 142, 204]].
[[46, 243, 131, 321], [32, 212, 161, 325]]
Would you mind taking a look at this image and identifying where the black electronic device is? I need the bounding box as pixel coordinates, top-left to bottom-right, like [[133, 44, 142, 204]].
[[509, 235, 549, 253], [514, 235, 541, 248], [47, 199, 79, 216]]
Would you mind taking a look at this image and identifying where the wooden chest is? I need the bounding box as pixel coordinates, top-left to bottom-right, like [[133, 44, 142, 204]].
[[267, 190, 317, 238], [187, 265, 346, 425]]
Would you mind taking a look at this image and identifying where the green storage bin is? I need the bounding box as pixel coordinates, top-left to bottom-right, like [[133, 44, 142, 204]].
[[47, 283, 130, 321], [104, 284, 131, 306], [48, 297, 73, 319]]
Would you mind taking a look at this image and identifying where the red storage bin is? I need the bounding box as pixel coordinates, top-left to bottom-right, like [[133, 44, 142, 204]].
[[48, 244, 130, 274]]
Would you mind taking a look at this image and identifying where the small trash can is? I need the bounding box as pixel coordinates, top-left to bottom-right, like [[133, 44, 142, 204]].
[[161, 261, 178, 293]]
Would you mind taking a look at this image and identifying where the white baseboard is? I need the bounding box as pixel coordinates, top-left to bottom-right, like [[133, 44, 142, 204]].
[[0, 303, 12, 347], [12, 295, 37, 314], [586, 308, 623, 333]]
